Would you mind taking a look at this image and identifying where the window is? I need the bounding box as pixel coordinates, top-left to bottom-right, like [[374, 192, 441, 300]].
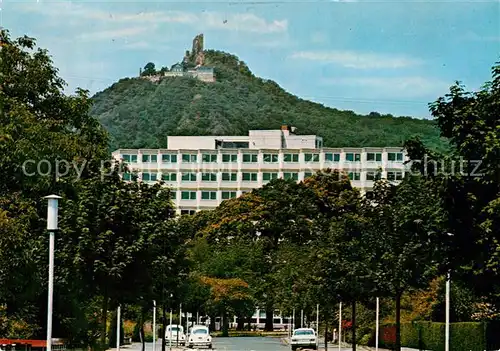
[[243, 154, 258, 163], [201, 173, 217, 181], [304, 172, 313, 179], [242, 172, 258, 181], [181, 172, 197, 181], [180, 209, 196, 215], [201, 191, 217, 200], [284, 172, 299, 181], [202, 154, 217, 163], [263, 154, 279, 163], [181, 191, 196, 200], [367, 152, 382, 162], [388, 152, 404, 162], [387, 171, 404, 181], [122, 154, 131, 162], [142, 172, 157, 181], [346, 153, 361, 162], [325, 153, 340, 162], [221, 191, 237, 200], [161, 173, 177, 181], [348, 172, 360, 181], [123, 172, 131, 181], [283, 154, 299, 163], [263, 172, 278, 181], [162, 154, 177, 163], [220, 141, 249, 149], [182, 154, 197, 163], [222, 172, 237, 181], [304, 153, 319, 162], [169, 191, 176, 200], [130, 155, 138, 163], [222, 154, 238, 163], [366, 171, 376, 181], [142, 154, 157, 163]]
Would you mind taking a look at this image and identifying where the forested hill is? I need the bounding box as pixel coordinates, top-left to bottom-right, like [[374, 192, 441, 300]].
[[91, 50, 448, 151]]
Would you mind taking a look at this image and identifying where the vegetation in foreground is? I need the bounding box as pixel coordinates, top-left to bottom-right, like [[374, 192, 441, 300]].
[[1, 29, 499, 351]]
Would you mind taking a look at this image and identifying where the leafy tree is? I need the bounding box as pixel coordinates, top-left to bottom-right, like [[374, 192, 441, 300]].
[[365, 176, 444, 351], [142, 62, 156, 76], [404, 62, 500, 309]]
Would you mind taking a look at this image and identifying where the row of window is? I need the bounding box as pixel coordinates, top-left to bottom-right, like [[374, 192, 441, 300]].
[[131, 171, 405, 183], [171, 190, 238, 201], [121, 152, 404, 164]]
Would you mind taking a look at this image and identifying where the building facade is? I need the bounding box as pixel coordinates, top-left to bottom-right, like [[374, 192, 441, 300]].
[[112, 126, 407, 215]]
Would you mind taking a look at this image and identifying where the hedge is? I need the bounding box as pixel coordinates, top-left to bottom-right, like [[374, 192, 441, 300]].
[[376, 321, 500, 351]]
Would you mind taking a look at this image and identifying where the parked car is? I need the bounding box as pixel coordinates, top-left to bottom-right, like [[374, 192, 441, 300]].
[[290, 328, 318, 350], [164, 324, 186, 346], [187, 325, 212, 349]]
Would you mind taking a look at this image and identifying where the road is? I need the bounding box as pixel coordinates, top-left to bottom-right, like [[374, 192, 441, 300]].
[[110, 339, 372, 351], [213, 336, 287, 350]]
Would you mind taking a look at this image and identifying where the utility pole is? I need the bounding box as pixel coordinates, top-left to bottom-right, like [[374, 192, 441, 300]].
[[301, 310, 304, 328]]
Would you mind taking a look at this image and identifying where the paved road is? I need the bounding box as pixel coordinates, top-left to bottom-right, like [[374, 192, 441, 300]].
[[212, 336, 288, 350]]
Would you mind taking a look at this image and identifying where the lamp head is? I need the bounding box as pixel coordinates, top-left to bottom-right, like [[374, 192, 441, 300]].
[[44, 195, 62, 231]]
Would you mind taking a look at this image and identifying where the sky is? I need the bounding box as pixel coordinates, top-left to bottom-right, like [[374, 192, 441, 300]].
[[2, 0, 499, 118]]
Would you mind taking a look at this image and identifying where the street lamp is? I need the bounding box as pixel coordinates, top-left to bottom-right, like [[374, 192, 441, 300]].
[[44, 195, 62, 351]]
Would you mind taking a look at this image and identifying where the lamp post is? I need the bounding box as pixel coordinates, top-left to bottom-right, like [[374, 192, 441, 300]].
[[153, 301, 156, 351], [44, 195, 61, 351], [375, 298, 379, 351], [338, 302, 342, 351], [116, 305, 121, 351], [316, 304, 319, 334]]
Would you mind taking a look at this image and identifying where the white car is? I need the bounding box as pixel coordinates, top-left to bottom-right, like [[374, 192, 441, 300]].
[[187, 325, 212, 349], [290, 328, 318, 350], [165, 324, 186, 346]]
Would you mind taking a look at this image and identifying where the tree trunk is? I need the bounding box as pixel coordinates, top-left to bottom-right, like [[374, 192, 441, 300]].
[[210, 313, 216, 332], [161, 304, 167, 351], [351, 301, 356, 351], [395, 292, 402, 351], [236, 315, 244, 331], [324, 318, 328, 351], [222, 309, 229, 337], [265, 305, 274, 331], [100, 289, 108, 347], [140, 319, 145, 351]]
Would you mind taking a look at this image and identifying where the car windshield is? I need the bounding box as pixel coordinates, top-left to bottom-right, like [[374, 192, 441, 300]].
[[169, 327, 181, 332], [294, 330, 314, 335], [193, 329, 208, 334]]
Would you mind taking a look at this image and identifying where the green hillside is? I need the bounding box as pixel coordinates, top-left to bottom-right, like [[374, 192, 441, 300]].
[[91, 49, 448, 151]]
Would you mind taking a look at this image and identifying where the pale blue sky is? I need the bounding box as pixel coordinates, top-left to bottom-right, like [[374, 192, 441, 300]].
[[2, 0, 499, 118]]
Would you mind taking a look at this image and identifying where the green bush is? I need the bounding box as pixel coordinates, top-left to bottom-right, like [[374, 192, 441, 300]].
[[376, 321, 498, 351]]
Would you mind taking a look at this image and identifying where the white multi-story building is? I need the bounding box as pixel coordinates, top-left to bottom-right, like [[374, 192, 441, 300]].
[[112, 126, 407, 215]]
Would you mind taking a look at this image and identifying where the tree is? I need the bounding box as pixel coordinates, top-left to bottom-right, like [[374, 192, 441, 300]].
[[142, 62, 156, 76], [0, 29, 109, 345], [365, 176, 444, 351], [200, 277, 253, 336], [404, 61, 500, 309]]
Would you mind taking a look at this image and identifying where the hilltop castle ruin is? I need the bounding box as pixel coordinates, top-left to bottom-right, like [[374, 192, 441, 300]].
[[141, 34, 215, 83]]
